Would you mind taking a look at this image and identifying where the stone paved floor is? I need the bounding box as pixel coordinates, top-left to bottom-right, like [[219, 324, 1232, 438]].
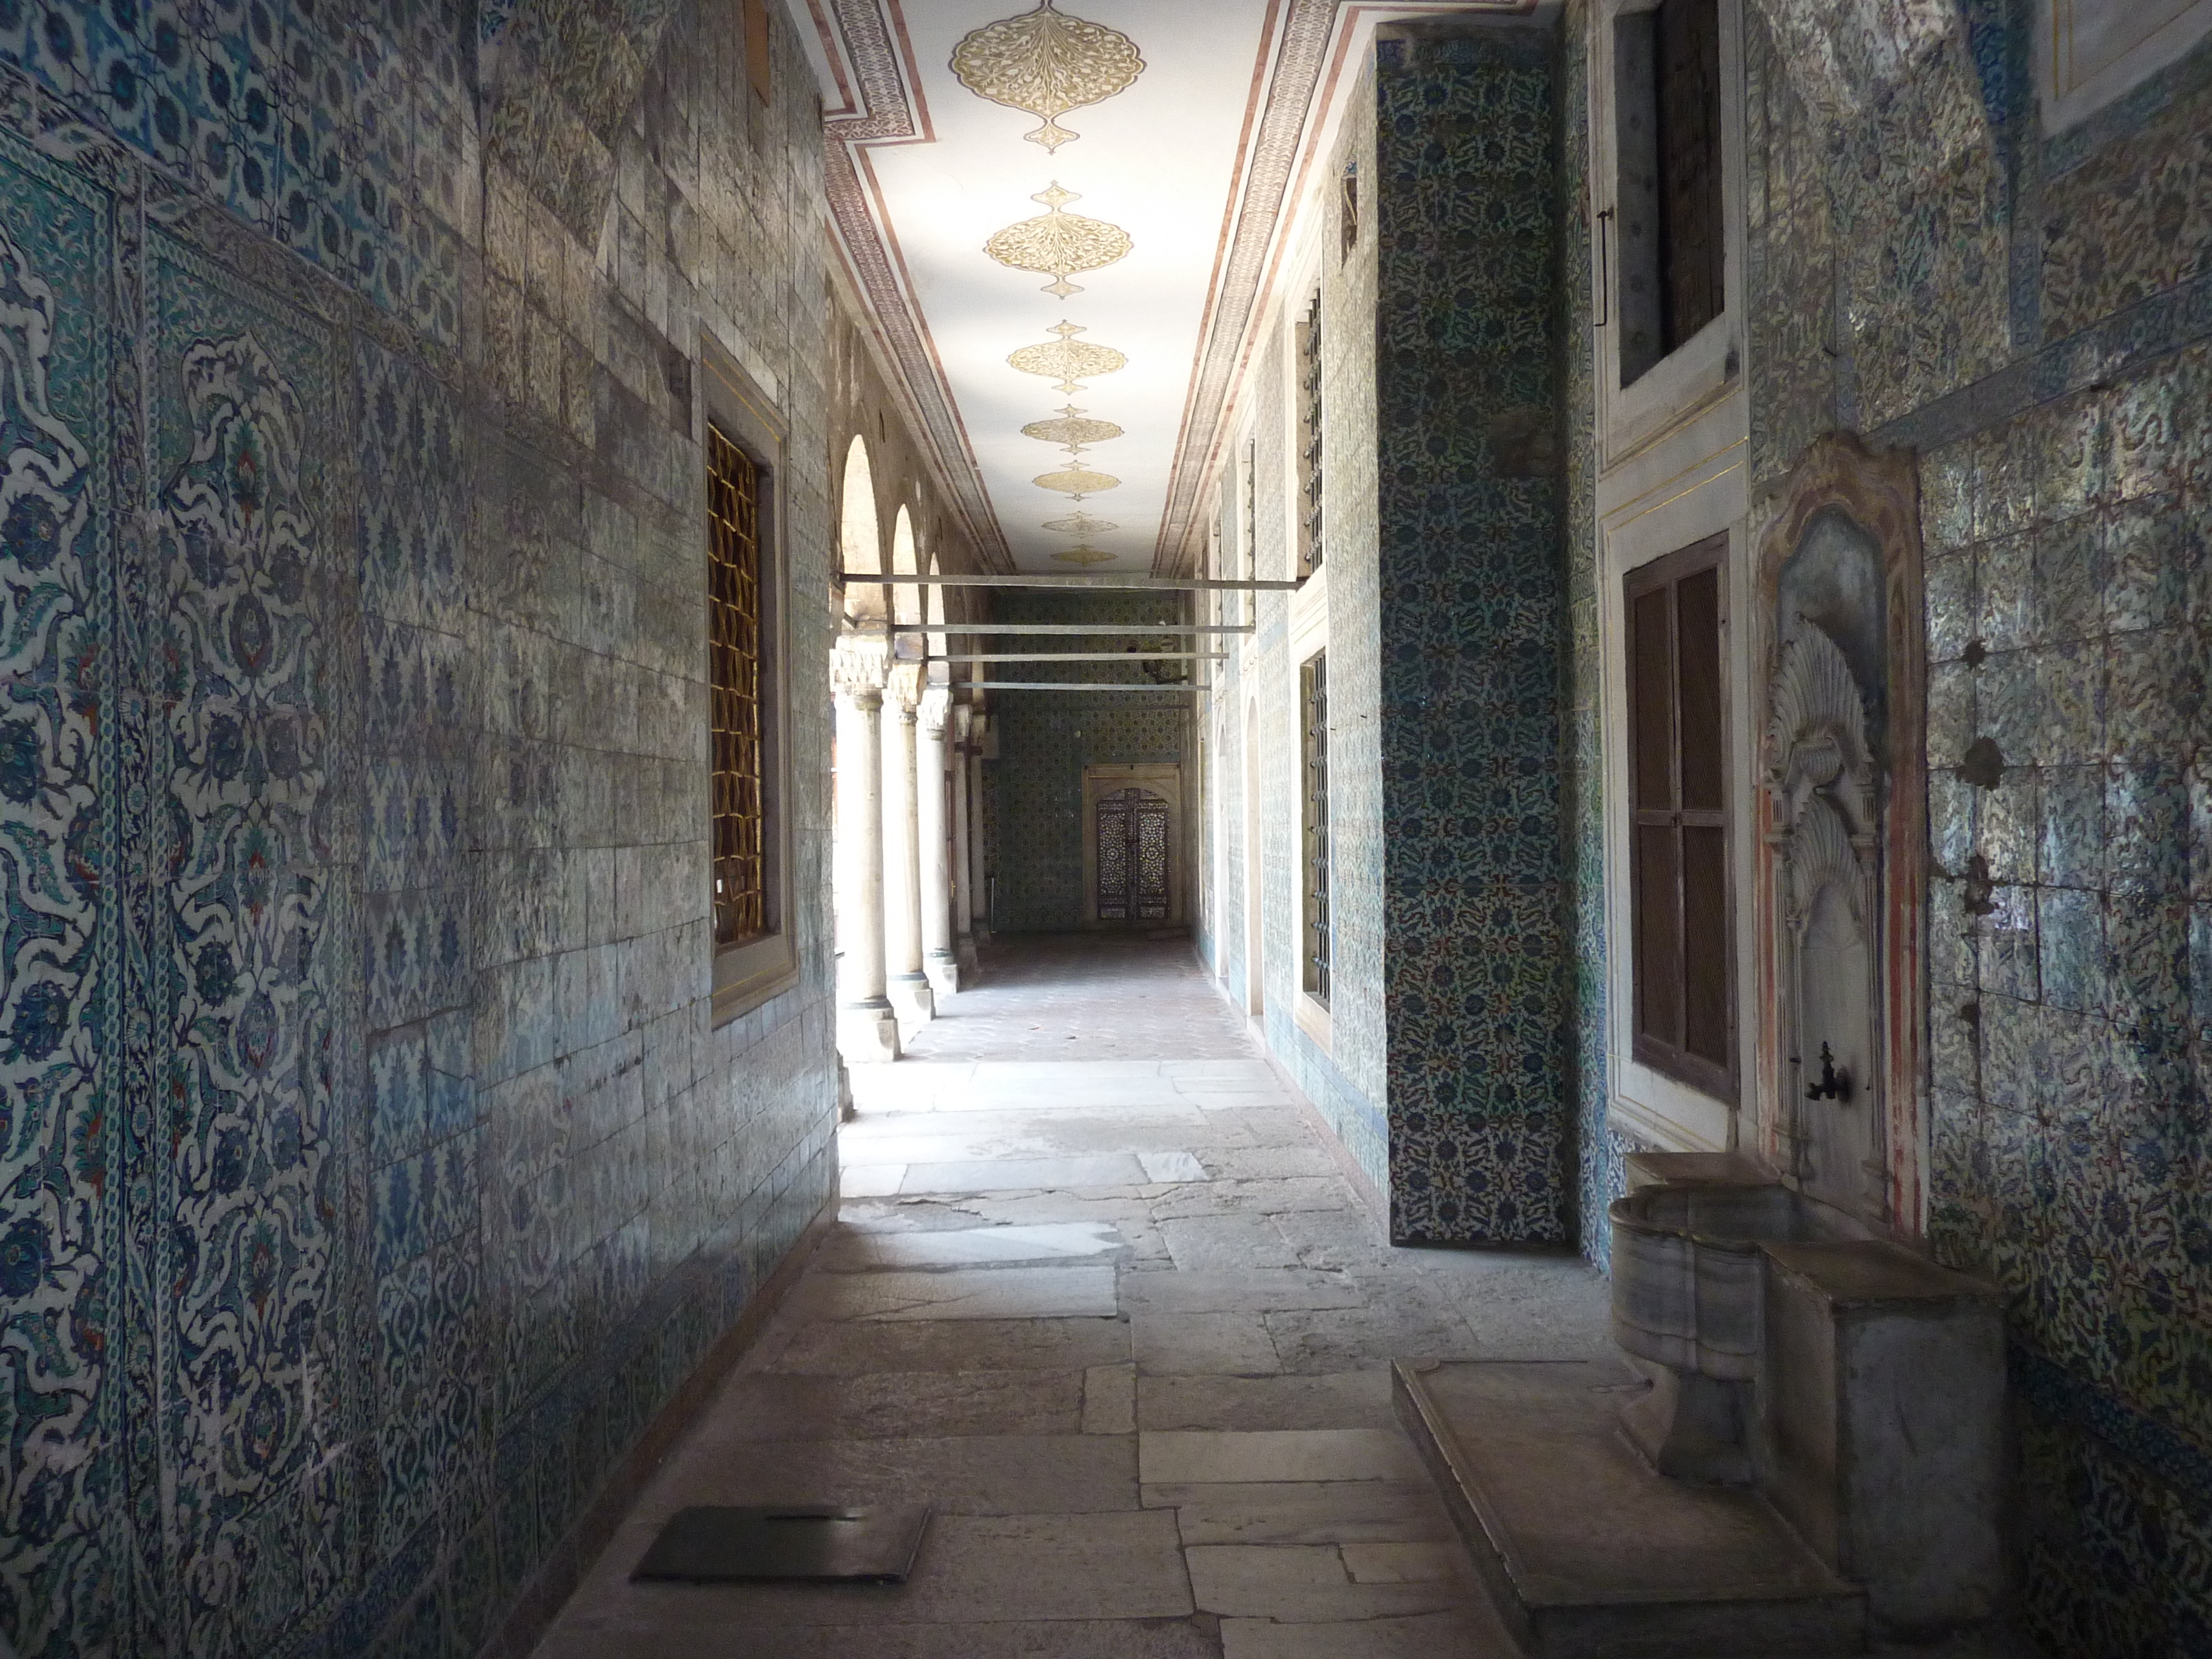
[[906, 933, 1254, 1062], [535, 937, 1612, 1657]]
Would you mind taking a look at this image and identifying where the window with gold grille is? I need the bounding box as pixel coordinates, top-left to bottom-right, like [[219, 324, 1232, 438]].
[[709, 424, 768, 946], [1301, 651, 1330, 1005]]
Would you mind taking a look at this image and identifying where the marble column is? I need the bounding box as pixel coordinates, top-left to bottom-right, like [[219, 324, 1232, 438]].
[[918, 683, 959, 997], [967, 712, 991, 941], [951, 703, 979, 977], [832, 635, 899, 1062], [882, 663, 933, 1031]]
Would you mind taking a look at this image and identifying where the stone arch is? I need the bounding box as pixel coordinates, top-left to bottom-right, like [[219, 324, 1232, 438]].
[[840, 435, 885, 622], [891, 504, 922, 626]]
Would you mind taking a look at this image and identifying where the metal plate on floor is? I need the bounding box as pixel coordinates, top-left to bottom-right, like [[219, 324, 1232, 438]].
[[632, 1504, 931, 1583]]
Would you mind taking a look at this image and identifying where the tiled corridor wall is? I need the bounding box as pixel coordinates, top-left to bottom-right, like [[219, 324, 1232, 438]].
[[0, 5, 839, 1656], [1738, 5, 2212, 1646], [984, 589, 1191, 932]]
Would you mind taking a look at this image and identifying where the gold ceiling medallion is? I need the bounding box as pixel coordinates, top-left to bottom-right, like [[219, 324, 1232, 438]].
[[1044, 511, 1118, 535], [985, 184, 1133, 298], [1021, 410, 1124, 451], [1053, 544, 1117, 565], [1007, 321, 1128, 394], [950, 1, 1145, 153], [1033, 465, 1120, 498]]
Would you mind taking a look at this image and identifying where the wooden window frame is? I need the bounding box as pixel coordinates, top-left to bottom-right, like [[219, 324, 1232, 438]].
[[705, 346, 798, 1024], [1611, 0, 1724, 388], [1299, 650, 1331, 1007], [1625, 532, 1735, 1101]]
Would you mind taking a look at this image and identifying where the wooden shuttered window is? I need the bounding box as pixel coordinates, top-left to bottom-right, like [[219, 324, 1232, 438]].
[[1655, 0, 1723, 353], [1627, 534, 1734, 1098]]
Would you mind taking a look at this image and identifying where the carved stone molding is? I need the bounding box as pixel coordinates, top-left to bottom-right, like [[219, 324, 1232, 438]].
[[833, 633, 891, 703], [1748, 431, 1928, 1236], [819, 0, 1012, 570]]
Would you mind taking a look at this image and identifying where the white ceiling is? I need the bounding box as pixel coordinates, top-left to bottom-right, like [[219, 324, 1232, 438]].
[[856, 0, 1272, 572], [797, 1, 1538, 573]]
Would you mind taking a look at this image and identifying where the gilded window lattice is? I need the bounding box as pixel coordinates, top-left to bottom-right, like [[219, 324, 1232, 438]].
[[709, 425, 768, 947], [1296, 290, 1325, 577], [1301, 652, 1331, 1004], [951, 1, 1145, 153]]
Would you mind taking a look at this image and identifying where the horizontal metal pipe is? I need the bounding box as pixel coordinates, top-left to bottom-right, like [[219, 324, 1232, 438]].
[[952, 654, 1221, 665], [965, 681, 1196, 691], [837, 571, 1299, 591], [868, 623, 1252, 635]]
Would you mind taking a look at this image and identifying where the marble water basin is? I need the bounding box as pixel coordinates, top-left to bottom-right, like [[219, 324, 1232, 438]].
[[1609, 1179, 1815, 1381]]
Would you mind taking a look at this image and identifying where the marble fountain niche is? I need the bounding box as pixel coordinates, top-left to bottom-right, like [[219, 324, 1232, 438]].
[[1396, 439, 2013, 1658]]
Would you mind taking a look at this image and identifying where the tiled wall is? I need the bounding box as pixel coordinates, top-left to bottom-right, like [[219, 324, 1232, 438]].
[[0, 5, 839, 1657], [984, 589, 1191, 933], [1372, 26, 1570, 1244], [1740, 1, 2212, 1646]]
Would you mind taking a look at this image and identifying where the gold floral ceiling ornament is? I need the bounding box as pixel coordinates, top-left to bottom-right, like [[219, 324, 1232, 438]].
[[1007, 321, 1128, 394], [986, 183, 1133, 298], [1033, 464, 1120, 498], [1053, 544, 1117, 565], [951, 1, 1145, 153], [1044, 511, 1118, 535], [1021, 407, 1124, 452]]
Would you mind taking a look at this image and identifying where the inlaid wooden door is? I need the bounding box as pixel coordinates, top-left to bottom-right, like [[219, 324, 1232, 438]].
[[1096, 786, 1170, 923]]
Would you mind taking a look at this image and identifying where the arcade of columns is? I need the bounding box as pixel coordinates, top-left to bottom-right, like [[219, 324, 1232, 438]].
[[830, 632, 987, 1063]]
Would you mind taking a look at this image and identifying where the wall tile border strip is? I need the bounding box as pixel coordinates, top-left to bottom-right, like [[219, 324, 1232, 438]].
[[2012, 1342, 2212, 1517], [1869, 269, 2212, 460]]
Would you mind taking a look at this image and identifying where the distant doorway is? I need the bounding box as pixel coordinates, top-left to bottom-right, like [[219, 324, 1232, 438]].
[[1081, 763, 1182, 928]]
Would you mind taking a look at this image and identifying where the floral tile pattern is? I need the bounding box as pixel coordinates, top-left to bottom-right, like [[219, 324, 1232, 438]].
[[0, 7, 841, 1658], [1373, 29, 1568, 1245], [1739, 2, 2212, 1646]]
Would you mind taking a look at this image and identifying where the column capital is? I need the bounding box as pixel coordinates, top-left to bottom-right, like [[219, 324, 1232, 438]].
[[918, 684, 952, 738], [885, 660, 923, 714], [952, 704, 973, 744], [833, 634, 890, 703]]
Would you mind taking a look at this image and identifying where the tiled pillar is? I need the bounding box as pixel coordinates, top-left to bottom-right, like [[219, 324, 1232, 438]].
[[1373, 26, 1567, 1243], [882, 664, 934, 1031], [951, 703, 979, 977], [833, 635, 899, 1062], [919, 685, 960, 996]]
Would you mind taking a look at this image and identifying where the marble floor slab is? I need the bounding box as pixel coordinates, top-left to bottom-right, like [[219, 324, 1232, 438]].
[[532, 934, 1601, 1659]]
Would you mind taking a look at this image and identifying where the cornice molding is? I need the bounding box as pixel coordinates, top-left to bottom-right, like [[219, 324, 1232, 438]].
[[812, 0, 1016, 572]]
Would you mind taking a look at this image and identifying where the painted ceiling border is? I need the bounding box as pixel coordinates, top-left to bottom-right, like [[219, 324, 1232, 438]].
[[804, 0, 1019, 572], [1151, 0, 1543, 574]]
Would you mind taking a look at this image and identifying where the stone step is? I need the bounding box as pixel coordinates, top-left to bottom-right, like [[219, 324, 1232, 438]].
[[1393, 1358, 1867, 1659]]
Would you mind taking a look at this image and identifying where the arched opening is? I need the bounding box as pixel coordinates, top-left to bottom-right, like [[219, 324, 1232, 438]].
[[839, 434, 884, 621]]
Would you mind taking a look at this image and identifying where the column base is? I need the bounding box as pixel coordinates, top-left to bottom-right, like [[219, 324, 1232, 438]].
[[888, 972, 934, 1035], [837, 1001, 901, 1064], [925, 949, 960, 997], [956, 935, 980, 977]]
